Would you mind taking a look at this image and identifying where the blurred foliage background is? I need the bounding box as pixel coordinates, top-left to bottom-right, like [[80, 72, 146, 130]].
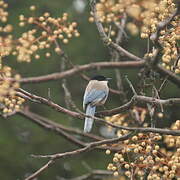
[[0, 0, 179, 179]]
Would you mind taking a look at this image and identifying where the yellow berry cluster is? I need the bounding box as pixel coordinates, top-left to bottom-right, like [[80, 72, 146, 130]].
[[0, 0, 13, 58], [140, 0, 176, 38], [89, 0, 140, 36], [105, 113, 130, 137], [0, 0, 13, 34], [160, 16, 180, 74], [89, 0, 162, 37], [0, 66, 24, 114], [14, 7, 80, 62], [164, 120, 180, 147], [90, 0, 142, 23], [14, 29, 39, 62], [90, 0, 179, 74], [0, 24, 13, 34], [105, 107, 148, 137], [2, 96, 25, 114], [141, 0, 179, 74], [106, 132, 180, 179], [0, 35, 13, 57], [90, 0, 177, 37], [0, 0, 8, 23]]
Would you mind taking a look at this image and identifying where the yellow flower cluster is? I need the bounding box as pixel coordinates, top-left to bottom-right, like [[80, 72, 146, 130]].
[[0, 66, 24, 114], [14, 8, 80, 62], [164, 120, 180, 147], [106, 132, 180, 179], [90, 0, 179, 74]]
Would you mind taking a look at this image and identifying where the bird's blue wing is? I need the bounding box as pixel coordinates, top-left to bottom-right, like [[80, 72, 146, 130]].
[[83, 89, 107, 108]]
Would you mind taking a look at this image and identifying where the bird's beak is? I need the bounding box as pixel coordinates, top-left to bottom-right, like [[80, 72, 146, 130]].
[[106, 77, 112, 81]]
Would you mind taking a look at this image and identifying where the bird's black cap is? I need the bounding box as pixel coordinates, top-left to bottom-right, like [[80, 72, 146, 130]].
[[91, 75, 111, 81]]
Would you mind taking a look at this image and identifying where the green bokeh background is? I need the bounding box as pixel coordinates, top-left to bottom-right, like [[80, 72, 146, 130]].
[[0, 0, 179, 179]]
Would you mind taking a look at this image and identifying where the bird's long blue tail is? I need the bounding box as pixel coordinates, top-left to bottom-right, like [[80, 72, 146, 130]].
[[84, 105, 96, 133]]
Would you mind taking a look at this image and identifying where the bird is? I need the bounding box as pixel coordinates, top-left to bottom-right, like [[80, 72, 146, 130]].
[[83, 75, 111, 133]]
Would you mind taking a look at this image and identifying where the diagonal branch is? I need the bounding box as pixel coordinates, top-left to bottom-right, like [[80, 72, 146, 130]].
[[90, 0, 143, 61], [24, 132, 134, 180], [155, 65, 180, 87], [18, 109, 122, 151], [17, 88, 83, 119], [19, 110, 93, 147]]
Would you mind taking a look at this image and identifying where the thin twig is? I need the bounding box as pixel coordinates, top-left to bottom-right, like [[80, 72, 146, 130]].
[[125, 75, 137, 95], [67, 170, 113, 180]]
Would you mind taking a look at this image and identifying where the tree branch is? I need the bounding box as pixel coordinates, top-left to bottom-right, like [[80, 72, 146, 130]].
[[15, 89, 180, 136], [19, 110, 94, 147], [18, 109, 121, 151], [24, 159, 55, 180], [24, 132, 134, 180], [18, 61, 145, 83], [155, 65, 180, 87], [16, 88, 83, 119]]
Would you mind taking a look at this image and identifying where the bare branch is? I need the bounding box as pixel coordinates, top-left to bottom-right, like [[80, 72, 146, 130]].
[[25, 132, 134, 180], [155, 65, 180, 87], [16, 88, 83, 119], [19, 110, 102, 140], [2, 60, 179, 87], [19, 110, 93, 147], [97, 97, 134, 116], [18, 109, 122, 151], [18, 61, 145, 83], [111, 13, 128, 102], [98, 94, 180, 116], [34, 134, 134, 159], [15, 89, 180, 136], [134, 95, 180, 106], [24, 159, 54, 180], [125, 75, 137, 95]]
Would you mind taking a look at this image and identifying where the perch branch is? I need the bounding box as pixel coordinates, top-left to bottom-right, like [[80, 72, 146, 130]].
[[16, 89, 180, 136]]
